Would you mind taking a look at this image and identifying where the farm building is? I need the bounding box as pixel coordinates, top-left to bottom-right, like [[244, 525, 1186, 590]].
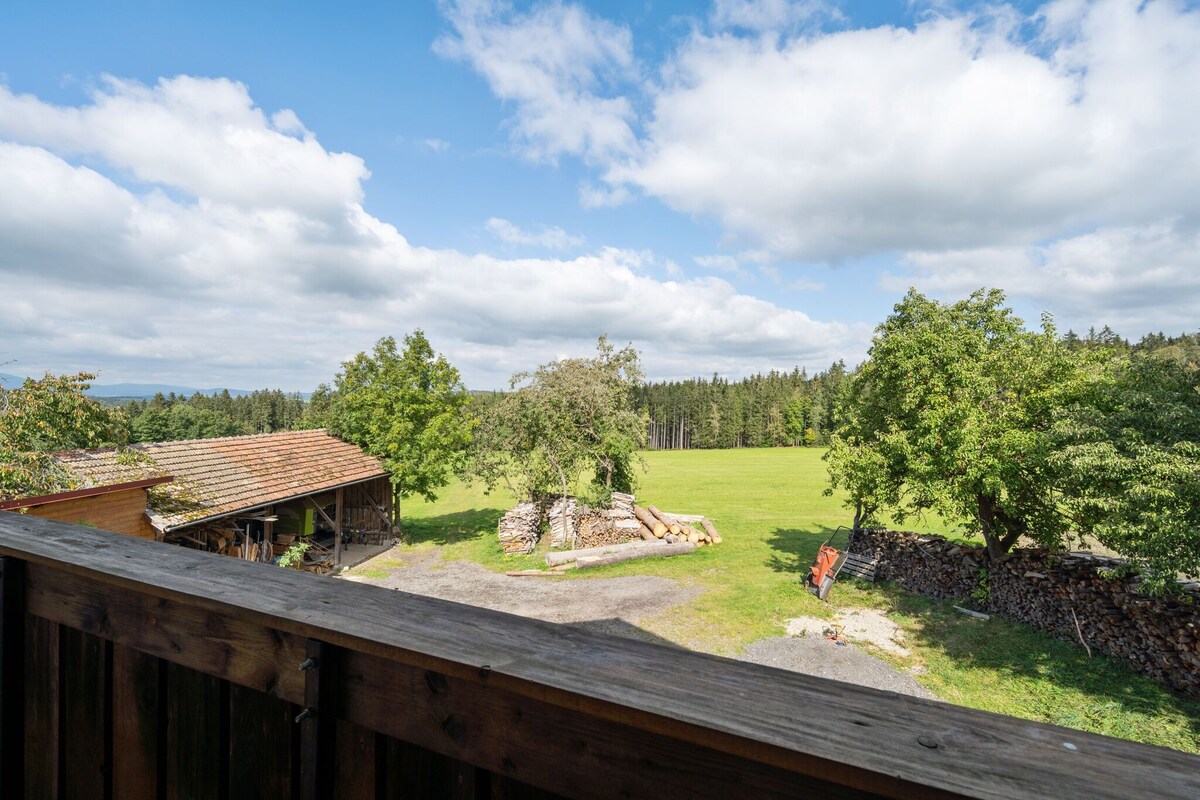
[[0, 476, 173, 539], [48, 429, 394, 569]]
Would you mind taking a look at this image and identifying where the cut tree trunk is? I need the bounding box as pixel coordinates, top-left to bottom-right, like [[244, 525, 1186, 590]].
[[575, 542, 696, 569], [634, 506, 668, 538]]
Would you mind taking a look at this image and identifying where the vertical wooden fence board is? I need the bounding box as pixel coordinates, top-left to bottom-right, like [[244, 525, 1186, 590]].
[[166, 662, 226, 800], [23, 615, 60, 800], [383, 738, 479, 800], [112, 644, 162, 800], [333, 719, 377, 800], [228, 683, 295, 800], [61, 627, 110, 799], [0, 557, 26, 799]]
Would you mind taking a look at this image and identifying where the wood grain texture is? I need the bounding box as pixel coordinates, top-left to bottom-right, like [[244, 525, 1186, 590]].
[[23, 614, 60, 800], [166, 662, 225, 800], [333, 720, 377, 800], [112, 644, 162, 800], [3, 514, 1199, 800], [24, 562, 305, 703], [341, 652, 871, 800], [60, 627, 110, 800], [23, 487, 157, 539], [229, 683, 295, 800]]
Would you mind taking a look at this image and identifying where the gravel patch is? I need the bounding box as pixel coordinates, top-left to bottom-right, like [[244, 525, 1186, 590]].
[[736, 636, 934, 698], [344, 546, 935, 698], [342, 547, 701, 638]]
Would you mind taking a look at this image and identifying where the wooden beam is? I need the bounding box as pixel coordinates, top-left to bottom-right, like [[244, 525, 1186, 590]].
[[299, 639, 337, 800], [305, 496, 338, 532], [3, 515, 1199, 800], [334, 487, 344, 567]]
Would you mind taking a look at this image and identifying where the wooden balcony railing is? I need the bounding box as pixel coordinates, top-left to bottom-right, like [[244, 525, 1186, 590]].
[[1, 512, 1197, 799]]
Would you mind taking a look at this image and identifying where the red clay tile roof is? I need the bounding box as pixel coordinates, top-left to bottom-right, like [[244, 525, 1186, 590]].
[[55, 430, 387, 531]]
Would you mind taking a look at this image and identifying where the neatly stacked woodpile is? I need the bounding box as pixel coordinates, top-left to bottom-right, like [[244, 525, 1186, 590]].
[[548, 496, 578, 549], [575, 509, 642, 548], [611, 492, 635, 514], [850, 528, 1200, 697], [498, 502, 542, 555]]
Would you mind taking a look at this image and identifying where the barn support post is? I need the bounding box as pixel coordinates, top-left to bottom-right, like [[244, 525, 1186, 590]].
[[334, 488, 344, 567]]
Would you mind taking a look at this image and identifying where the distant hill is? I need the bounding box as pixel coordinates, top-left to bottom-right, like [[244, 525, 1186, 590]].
[[0, 373, 255, 398], [84, 383, 256, 399]]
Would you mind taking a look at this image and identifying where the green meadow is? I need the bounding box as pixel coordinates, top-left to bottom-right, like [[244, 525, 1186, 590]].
[[400, 448, 1200, 753]]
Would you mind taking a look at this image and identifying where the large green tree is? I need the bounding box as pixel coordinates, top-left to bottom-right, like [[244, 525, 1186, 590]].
[[321, 332, 474, 516], [0, 372, 128, 499], [1051, 350, 1200, 590], [826, 289, 1079, 559], [469, 337, 646, 504]]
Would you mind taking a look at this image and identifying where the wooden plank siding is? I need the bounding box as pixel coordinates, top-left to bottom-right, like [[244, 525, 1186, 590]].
[[20, 486, 158, 540], [0, 513, 1197, 800]]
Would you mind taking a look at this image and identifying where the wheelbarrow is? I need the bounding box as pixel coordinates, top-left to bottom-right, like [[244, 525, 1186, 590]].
[[803, 527, 878, 601]]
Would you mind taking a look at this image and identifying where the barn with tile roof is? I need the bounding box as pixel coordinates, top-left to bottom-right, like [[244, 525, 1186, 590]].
[[53, 429, 394, 568]]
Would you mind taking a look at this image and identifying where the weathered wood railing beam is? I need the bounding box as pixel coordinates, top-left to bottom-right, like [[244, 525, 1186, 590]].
[[1, 512, 1197, 800]]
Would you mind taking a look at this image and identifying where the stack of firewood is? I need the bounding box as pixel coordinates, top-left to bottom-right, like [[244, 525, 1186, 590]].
[[498, 502, 542, 555], [575, 508, 643, 548], [611, 492, 635, 514], [850, 528, 1200, 697], [548, 496, 577, 549]]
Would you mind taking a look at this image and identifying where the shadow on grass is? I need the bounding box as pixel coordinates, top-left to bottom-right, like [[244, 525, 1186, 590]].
[[863, 582, 1200, 742], [403, 508, 504, 547], [765, 526, 839, 575]]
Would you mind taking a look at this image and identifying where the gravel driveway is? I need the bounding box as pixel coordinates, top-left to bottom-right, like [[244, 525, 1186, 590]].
[[344, 546, 934, 698]]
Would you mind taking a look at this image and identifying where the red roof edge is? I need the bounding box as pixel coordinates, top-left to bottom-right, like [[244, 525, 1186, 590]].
[[0, 476, 175, 511]]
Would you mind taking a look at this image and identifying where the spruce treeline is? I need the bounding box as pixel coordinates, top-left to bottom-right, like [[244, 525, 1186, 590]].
[[633, 362, 851, 449], [124, 389, 307, 443]]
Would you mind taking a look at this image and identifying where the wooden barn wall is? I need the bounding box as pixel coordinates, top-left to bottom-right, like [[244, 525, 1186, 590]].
[[22, 488, 156, 540], [344, 477, 393, 533]]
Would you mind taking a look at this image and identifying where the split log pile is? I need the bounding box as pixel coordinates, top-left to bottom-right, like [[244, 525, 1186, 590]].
[[575, 508, 642, 549], [610, 492, 635, 514], [548, 496, 578, 549], [498, 502, 542, 555], [850, 528, 1200, 697]]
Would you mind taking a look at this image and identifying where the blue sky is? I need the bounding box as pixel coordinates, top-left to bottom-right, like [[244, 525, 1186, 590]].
[[2, 1, 1198, 390]]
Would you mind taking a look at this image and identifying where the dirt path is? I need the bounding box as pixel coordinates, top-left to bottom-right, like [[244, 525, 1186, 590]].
[[344, 546, 934, 698]]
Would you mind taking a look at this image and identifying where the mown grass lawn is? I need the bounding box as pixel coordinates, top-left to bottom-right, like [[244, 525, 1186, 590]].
[[401, 447, 1200, 753]]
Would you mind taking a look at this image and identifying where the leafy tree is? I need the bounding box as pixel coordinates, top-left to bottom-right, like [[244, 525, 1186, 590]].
[[324, 332, 474, 516], [826, 289, 1079, 559], [1051, 351, 1200, 590], [469, 337, 646, 505], [0, 372, 128, 499]]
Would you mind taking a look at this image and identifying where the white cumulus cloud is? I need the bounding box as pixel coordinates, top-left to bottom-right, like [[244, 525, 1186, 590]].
[[485, 217, 585, 250], [0, 74, 859, 388]]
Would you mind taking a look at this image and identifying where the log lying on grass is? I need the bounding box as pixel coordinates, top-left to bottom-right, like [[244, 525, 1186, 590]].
[[634, 506, 667, 538], [575, 541, 696, 569], [545, 539, 670, 567], [700, 518, 722, 544]]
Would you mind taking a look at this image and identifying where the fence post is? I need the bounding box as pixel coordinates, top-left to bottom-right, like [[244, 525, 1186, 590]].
[[298, 638, 337, 800]]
